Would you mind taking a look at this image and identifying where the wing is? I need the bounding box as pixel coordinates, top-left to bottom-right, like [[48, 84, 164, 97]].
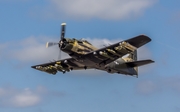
[[84, 35, 151, 65], [31, 58, 89, 75]]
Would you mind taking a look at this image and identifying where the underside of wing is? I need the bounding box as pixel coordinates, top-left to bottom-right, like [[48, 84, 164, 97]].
[[31, 58, 89, 75], [84, 35, 152, 66]]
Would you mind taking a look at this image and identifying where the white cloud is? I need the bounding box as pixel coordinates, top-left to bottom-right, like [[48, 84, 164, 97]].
[[10, 37, 59, 62], [136, 80, 157, 95], [136, 76, 180, 95], [0, 86, 46, 108], [0, 43, 8, 61], [0, 36, 70, 64], [138, 46, 152, 60], [163, 76, 180, 92], [86, 38, 121, 48], [48, 0, 156, 20], [11, 89, 40, 107]]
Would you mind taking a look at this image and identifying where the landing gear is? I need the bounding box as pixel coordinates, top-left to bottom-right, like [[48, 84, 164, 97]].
[[108, 69, 111, 73], [62, 70, 66, 74], [70, 67, 73, 71]]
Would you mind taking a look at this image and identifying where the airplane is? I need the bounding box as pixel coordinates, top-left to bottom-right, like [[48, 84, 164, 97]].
[[31, 23, 154, 77]]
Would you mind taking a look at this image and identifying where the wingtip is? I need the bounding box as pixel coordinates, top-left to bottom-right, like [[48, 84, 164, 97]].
[[147, 59, 155, 63], [140, 34, 148, 36], [31, 66, 36, 69], [140, 34, 151, 40]]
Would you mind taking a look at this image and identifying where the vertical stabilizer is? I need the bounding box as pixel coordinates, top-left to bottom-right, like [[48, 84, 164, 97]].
[[128, 50, 137, 61], [128, 50, 138, 77]]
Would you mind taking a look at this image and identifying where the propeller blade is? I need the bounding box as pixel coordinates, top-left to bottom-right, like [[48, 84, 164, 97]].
[[61, 23, 66, 40], [46, 42, 59, 48], [58, 49, 61, 59]]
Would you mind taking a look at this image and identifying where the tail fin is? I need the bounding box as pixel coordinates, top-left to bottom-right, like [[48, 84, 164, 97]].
[[126, 59, 154, 78], [127, 50, 138, 77], [127, 50, 137, 61], [126, 50, 154, 78]]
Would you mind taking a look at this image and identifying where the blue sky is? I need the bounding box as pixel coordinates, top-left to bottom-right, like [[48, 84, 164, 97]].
[[0, 0, 180, 112]]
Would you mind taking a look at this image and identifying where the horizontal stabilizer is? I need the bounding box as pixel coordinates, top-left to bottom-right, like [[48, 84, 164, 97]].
[[126, 60, 154, 67]]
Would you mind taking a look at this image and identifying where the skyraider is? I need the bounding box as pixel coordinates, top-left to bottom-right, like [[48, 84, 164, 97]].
[[32, 23, 154, 77]]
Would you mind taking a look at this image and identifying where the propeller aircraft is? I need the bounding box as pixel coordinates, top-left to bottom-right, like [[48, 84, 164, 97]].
[[31, 23, 154, 77]]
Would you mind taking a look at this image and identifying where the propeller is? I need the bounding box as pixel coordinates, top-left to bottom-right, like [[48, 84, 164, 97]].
[[46, 42, 59, 48], [46, 23, 67, 59], [46, 23, 66, 48]]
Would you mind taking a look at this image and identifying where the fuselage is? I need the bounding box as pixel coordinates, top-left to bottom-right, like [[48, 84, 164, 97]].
[[60, 38, 97, 56]]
